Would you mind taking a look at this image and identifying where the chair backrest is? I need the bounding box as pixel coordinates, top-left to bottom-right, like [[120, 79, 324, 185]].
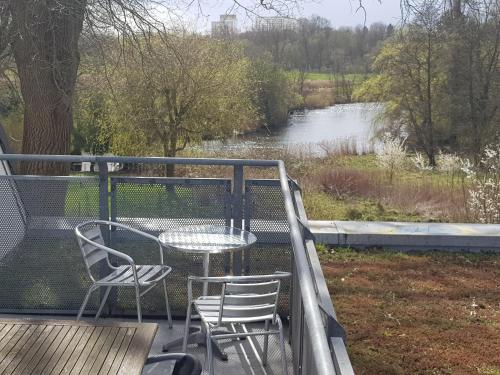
[[75, 221, 110, 281], [219, 279, 281, 325]]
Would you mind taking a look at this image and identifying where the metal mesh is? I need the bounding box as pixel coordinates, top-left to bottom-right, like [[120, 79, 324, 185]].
[[0, 175, 101, 312], [243, 180, 292, 315], [0, 175, 293, 319], [244, 180, 290, 244], [110, 177, 232, 316]]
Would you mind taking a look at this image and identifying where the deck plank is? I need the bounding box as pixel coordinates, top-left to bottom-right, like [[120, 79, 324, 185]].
[[78, 327, 114, 374], [68, 326, 104, 375], [89, 327, 120, 374], [42, 325, 79, 374], [31, 324, 72, 375], [59, 326, 96, 375], [9, 325, 55, 375], [106, 328, 136, 375], [0, 324, 38, 373], [16, 325, 63, 375], [0, 325, 22, 353], [97, 327, 128, 375], [1, 324, 46, 375], [0, 325, 29, 363], [117, 323, 157, 375], [0, 324, 10, 342]]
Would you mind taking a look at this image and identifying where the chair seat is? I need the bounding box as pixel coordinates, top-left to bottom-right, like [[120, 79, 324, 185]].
[[97, 264, 172, 286], [194, 296, 274, 324]]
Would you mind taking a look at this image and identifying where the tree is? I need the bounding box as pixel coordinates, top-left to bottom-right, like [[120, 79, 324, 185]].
[[104, 35, 258, 176], [443, 0, 500, 161], [250, 58, 299, 128], [1, 0, 297, 175], [357, 2, 446, 166]]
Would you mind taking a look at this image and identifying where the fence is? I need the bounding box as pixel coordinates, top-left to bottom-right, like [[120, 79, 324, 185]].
[[0, 154, 354, 375]]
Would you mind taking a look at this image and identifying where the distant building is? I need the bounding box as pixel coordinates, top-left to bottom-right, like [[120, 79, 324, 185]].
[[211, 14, 238, 36], [254, 17, 299, 32]]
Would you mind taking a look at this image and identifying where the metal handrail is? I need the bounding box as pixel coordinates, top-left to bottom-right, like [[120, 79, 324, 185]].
[[0, 153, 349, 375], [277, 161, 338, 375], [0, 154, 279, 167]]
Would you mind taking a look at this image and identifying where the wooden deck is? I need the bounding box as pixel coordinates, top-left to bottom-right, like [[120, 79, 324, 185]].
[[0, 319, 157, 375], [0, 316, 293, 375]]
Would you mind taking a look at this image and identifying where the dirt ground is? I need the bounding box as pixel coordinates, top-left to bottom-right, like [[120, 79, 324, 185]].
[[321, 249, 500, 375]]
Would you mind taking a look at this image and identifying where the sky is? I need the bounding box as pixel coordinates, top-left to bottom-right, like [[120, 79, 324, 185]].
[[165, 0, 404, 32]]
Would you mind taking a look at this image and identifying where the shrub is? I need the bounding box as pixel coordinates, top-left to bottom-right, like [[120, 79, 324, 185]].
[[464, 144, 500, 223], [317, 168, 383, 200], [376, 133, 407, 182], [436, 152, 462, 174], [413, 152, 433, 171]]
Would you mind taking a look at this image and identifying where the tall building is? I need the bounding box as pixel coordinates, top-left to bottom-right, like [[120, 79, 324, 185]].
[[211, 14, 238, 36], [254, 17, 299, 32]]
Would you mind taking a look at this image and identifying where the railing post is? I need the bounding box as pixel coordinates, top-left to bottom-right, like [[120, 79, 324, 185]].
[[98, 159, 110, 240], [98, 159, 112, 314], [232, 165, 244, 275]]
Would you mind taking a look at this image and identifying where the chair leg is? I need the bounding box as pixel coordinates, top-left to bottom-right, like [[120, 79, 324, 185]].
[[135, 284, 142, 323], [162, 279, 173, 329], [182, 303, 192, 352], [95, 286, 112, 321], [277, 317, 289, 375], [77, 285, 96, 321], [205, 323, 214, 375], [262, 319, 270, 366]]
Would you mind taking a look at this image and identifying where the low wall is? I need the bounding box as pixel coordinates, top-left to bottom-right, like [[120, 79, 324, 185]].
[[310, 220, 500, 252]]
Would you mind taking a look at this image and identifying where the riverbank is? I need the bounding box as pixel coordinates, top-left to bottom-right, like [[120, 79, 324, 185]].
[[176, 147, 469, 224], [293, 72, 372, 109]]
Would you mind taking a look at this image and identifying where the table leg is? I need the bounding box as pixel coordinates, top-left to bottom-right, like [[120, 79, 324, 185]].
[[163, 252, 234, 361], [163, 326, 229, 361], [202, 252, 210, 295]]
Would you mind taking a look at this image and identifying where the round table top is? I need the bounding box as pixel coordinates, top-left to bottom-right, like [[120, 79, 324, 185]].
[[158, 225, 257, 254]]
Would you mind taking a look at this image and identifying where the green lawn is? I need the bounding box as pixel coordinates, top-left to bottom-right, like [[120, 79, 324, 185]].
[[64, 178, 229, 219]]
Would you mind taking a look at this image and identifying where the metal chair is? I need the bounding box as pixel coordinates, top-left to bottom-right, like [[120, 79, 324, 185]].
[[183, 272, 291, 375], [145, 353, 202, 375], [75, 220, 173, 326]]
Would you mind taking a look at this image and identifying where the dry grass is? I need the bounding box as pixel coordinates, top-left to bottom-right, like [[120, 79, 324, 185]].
[[302, 80, 336, 108], [322, 249, 500, 375], [173, 146, 472, 223], [316, 168, 468, 222]]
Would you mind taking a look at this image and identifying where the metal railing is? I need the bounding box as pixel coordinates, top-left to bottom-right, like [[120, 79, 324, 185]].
[[0, 154, 354, 375]]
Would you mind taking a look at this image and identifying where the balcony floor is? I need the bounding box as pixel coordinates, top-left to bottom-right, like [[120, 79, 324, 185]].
[[0, 314, 293, 375]]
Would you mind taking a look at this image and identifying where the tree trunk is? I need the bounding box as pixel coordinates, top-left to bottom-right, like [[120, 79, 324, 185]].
[[11, 0, 86, 176]]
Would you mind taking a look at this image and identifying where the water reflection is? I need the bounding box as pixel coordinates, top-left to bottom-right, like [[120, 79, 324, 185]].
[[203, 102, 383, 154]]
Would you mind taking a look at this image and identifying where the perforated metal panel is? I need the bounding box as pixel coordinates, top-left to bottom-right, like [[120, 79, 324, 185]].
[[243, 180, 292, 315], [109, 177, 232, 316], [244, 180, 290, 244], [0, 175, 293, 319], [0, 175, 100, 312]]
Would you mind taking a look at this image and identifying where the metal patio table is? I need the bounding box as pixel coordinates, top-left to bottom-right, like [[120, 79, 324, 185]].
[[158, 225, 257, 359]]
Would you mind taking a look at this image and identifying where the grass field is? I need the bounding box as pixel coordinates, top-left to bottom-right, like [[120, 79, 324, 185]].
[[287, 71, 371, 82], [321, 248, 500, 375]]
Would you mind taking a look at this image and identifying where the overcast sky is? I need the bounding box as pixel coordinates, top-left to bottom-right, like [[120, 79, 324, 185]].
[[168, 0, 404, 32]]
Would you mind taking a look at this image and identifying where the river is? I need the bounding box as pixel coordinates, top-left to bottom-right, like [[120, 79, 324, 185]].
[[204, 102, 383, 155]]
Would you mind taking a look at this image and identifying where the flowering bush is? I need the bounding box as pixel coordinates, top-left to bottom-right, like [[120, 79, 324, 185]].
[[376, 133, 407, 182], [413, 152, 433, 171], [436, 152, 462, 174], [463, 144, 500, 223]]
